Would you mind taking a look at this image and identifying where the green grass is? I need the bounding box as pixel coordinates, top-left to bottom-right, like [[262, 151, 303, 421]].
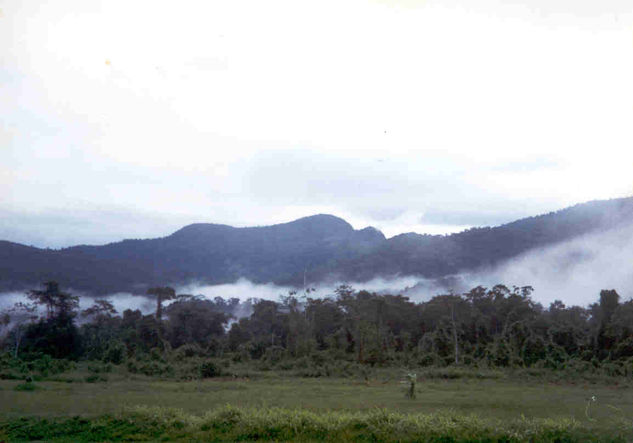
[[1, 368, 632, 440], [0, 405, 631, 442], [1, 374, 631, 419]]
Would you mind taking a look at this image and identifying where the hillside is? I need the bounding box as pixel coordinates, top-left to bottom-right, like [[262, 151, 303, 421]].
[[0, 214, 385, 293], [1, 197, 632, 294], [307, 196, 633, 282]]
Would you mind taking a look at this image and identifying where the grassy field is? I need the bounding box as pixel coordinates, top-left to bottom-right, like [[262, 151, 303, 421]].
[[1, 368, 632, 441], [2, 375, 632, 420]]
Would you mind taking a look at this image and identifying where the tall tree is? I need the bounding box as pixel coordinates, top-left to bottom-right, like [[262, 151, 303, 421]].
[[147, 287, 176, 321], [21, 282, 80, 359], [164, 295, 229, 348], [27, 281, 78, 319], [80, 299, 120, 360], [82, 299, 117, 322], [146, 287, 177, 351], [596, 289, 621, 356]]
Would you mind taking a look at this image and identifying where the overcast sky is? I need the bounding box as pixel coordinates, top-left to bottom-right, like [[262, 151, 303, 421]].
[[2, 0, 632, 248]]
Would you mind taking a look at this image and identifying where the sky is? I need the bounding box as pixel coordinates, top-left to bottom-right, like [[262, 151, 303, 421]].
[[2, 0, 633, 248]]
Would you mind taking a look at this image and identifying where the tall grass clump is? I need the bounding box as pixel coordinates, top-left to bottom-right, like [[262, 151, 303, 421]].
[[124, 405, 633, 441]]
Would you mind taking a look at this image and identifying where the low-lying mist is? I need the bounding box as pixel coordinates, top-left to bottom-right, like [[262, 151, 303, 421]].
[[470, 222, 633, 306], [0, 291, 156, 319], [175, 276, 422, 303], [403, 222, 633, 306], [0, 277, 423, 319]]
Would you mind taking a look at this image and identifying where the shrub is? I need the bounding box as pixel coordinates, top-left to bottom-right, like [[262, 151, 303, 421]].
[[0, 371, 22, 380], [14, 381, 39, 391], [88, 363, 112, 374], [261, 346, 285, 365], [417, 353, 443, 367], [149, 347, 165, 362], [199, 360, 221, 378], [232, 344, 252, 363], [103, 342, 126, 365], [85, 374, 108, 383], [174, 343, 205, 359], [126, 360, 139, 373]]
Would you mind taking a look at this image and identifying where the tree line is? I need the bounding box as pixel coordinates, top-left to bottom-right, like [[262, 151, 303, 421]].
[[1, 281, 632, 373]]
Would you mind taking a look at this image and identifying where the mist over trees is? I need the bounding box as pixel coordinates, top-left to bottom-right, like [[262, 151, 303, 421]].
[[2, 281, 633, 377]]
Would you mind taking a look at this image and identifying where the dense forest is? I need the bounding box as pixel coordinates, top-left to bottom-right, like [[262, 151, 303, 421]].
[[2, 196, 633, 294], [2, 281, 632, 379]]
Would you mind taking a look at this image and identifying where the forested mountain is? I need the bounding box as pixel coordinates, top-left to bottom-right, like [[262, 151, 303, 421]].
[[1, 197, 632, 294], [0, 215, 385, 293], [308, 196, 633, 282]]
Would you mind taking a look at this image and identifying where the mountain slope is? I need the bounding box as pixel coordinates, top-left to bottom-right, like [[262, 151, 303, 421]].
[[0, 215, 386, 293], [305, 197, 633, 282], [1, 197, 632, 294]]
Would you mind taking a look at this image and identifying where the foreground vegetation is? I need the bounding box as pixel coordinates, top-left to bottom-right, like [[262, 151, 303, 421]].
[[2, 363, 632, 441], [3, 404, 632, 442]]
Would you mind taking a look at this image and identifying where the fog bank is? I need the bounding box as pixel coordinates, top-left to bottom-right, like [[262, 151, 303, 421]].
[[468, 223, 633, 306], [0, 291, 155, 317], [175, 276, 422, 302]]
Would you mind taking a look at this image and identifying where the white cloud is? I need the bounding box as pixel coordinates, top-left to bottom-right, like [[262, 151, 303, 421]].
[[2, 0, 632, 246]]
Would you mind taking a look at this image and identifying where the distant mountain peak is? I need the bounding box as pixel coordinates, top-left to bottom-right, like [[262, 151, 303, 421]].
[[282, 214, 354, 230], [170, 222, 234, 235], [357, 226, 386, 242]]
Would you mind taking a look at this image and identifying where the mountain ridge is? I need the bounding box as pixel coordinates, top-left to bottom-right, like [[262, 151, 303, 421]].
[[1, 197, 632, 294]]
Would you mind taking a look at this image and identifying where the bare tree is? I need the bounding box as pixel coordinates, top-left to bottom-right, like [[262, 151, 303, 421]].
[[6, 302, 38, 358], [450, 300, 459, 365]]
